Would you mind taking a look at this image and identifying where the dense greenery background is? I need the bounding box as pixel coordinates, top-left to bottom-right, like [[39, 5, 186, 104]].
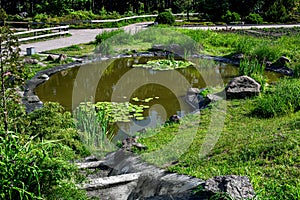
[[1, 0, 300, 23]]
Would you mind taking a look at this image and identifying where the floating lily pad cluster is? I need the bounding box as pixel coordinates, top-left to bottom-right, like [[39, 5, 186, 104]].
[[95, 101, 146, 122], [132, 59, 195, 71]]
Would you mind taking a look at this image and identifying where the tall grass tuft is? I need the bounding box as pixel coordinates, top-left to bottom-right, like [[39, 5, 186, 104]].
[[239, 58, 266, 90], [74, 103, 115, 159], [253, 78, 300, 118]]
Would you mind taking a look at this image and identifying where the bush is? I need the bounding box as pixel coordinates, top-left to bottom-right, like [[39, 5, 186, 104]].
[[253, 78, 300, 118], [0, 133, 87, 200], [222, 10, 241, 23], [155, 11, 175, 25], [245, 13, 263, 24], [26, 102, 89, 156], [95, 29, 124, 44], [33, 13, 49, 22]]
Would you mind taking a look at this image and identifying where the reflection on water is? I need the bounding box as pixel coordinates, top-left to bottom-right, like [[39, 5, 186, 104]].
[[35, 57, 280, 138]]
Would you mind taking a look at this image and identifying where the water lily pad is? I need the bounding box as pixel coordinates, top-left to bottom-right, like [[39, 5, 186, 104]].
[[132, 97, 140, 101], [132, 59, 195, 71], [135, 117, 145, 120]]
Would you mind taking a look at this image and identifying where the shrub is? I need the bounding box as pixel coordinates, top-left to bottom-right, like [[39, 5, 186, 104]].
[[0, 133, 87, 200], [222, 10, 241, 23], [253, 78, 300, 118], [95, 29, 124, 44], [33, 13, 49, 22], [0, 8, 7, 21], [245, 13, 263, 24], [26, 102, 88, 156], [155, 11, 175, 25]]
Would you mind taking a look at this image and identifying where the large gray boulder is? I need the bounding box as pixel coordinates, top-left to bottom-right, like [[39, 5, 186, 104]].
[[225, 76, 260, 99], [202, 175, 256, 200]]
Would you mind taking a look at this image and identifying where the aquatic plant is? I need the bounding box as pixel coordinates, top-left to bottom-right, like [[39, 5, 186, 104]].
[[132, 59, 195, 71]]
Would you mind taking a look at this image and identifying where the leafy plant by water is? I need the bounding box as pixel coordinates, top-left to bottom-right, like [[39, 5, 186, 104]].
[[132, 59, 195, 70], [239, 58, 266, 90], [74, 102, 116, 159]]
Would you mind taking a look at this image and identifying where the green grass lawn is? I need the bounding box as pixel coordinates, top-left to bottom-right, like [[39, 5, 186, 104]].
[[138, 93, 300, 199], [45, 43, 96, 57]]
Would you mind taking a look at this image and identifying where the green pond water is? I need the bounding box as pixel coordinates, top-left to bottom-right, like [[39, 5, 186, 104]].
[[35, 57, 280, 137]]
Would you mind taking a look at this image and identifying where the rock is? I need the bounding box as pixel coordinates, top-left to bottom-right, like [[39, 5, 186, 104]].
[[265, 56, 294, 76], [207, 93, 223, 102], [186, 88, 223, 109], [266, 65, 294, 76], [225, 76, 260, 99], [82, 151, 256, 200], [151, 44, 185, 55], [45, 54, 56, 61], [38, 74, 49, 80], [128, 172, 203, 200], [24, 58, 39, 64], [122, 137, 147, 151], [187, 87, 200, 94], [168, 114, 181, 123], [57, 54, 67, 62], [232, 53, 244, 60], [27, 95, 40, 103], [277, 56, 291, 65], [202, 175, 256, 200]]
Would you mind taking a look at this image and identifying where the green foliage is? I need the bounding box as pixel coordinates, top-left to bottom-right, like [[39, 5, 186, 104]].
[[264, 1, 290, 22], [239, 58, 266, 90], [245, 13, 264, 24], [221, 10, 241, 23], [94, 101, 146, 122], [253, 78, 300, 118], [0, 8, 7, 21], [0, 133, 87, 200], [33, 13, 49, 22], [139, 98, 300, 199], [65, 10, 97, 21], [155, 11, 175, 25], [294, 63, 300, 78], [132, 59, 195, 70], [74, 103, 116, 159], [25, 102, 88, 156], [95, 29, 124, 44]]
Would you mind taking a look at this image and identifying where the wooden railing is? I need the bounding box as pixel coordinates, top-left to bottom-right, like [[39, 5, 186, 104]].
[[14, 25, 69, 42], [90, 13, 199, 23]]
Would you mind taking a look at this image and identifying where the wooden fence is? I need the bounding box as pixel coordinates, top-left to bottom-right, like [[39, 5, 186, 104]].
[[14, 25, 69, 42]]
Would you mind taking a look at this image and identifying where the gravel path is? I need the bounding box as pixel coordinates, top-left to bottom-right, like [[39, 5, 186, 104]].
[[20, 22, 300, 55]]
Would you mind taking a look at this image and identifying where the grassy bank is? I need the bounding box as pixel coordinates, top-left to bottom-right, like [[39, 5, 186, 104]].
[[137, 87, 300, 199]]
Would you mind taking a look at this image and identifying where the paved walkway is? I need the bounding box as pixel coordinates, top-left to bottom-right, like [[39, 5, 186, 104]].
[[20, 22, 300, 55], [20, 22, 151, 55]]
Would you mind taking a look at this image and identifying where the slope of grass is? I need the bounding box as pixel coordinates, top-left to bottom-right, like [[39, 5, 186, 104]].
[[137, 83, 300, 199]]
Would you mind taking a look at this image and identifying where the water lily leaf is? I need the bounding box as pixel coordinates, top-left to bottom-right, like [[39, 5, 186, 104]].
[[135, 117, 144, 120]]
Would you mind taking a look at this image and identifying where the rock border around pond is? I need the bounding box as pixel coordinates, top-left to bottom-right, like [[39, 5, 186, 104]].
[[77, 150, 256, 200]]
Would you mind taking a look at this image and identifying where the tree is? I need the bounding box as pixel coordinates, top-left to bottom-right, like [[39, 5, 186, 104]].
[[222, 10, 241, 23], [174, 0, 193, 20], [0, 26, 23, 134]]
